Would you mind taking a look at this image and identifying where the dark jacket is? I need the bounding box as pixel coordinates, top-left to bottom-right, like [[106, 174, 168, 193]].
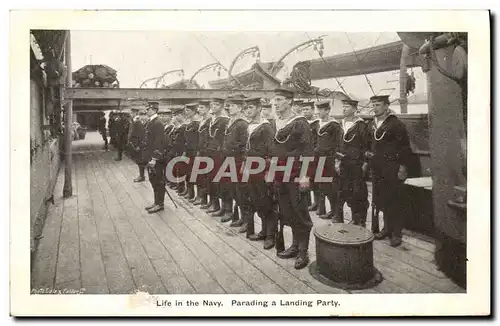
[[206, 116, 230, 154], [144, 116, 166, 162], [222, 118, 249, 160], [184, 120, 200, 156]]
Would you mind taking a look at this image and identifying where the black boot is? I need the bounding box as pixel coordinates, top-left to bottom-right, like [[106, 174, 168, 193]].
[[232, 205, 240, 221], [390, 235, 402, 247], [220, 200, 233, 223], [191, 187, 202, 204], [230, 205, 243, 227], [374, 213, 390, 240], [249, 230, 265, 241], [185, 184, 195, 200], [352, 206, 368, 228], [237, 209, 254, 236], [295, 230, 311, 270], [201, 197, 215, 210], [176, 183, 185, 194], [134, 166, 145, 182], [277, 229, 299, 259], [211, 203, 226, 217], [179, 184, 189, 197], [193, 188, 207, 206], [206, 198, 220, 213], [331, 198, 344, 223], [263, 211, 276, 249], [318, 210, 334, 220]]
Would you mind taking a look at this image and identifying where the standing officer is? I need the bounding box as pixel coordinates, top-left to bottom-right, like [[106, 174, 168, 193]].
[[366, 95, 412, 247], [128, 108, 147, 182], [143, 101, 166, 213], [160, 108, 175, 188], [98, 111, 108, 151], [335, 99, 370, 226], [242, 97, 276, 249], [218, 94, 248, 226], [168, 106, 188, 195], [114, 112, 130, 161], [272, 88, 313, 270], [183, 102, 200, 201], [314, 100, 343, 220], [203, 98, 229, 215], [192, 100, 212, 206], [301, 100, 324, 215]]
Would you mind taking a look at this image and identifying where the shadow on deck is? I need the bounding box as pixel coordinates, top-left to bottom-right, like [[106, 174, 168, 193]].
[[31, 132, 465, 294]]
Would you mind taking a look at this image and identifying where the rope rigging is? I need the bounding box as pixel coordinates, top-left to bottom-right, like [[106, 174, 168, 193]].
[[344, 32, 377, 96], [193, 34, 244, 88], [304, 33, 349, 96]]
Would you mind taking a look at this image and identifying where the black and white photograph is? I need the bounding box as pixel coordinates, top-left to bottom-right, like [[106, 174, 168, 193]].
[[11, 9, 490, 316]]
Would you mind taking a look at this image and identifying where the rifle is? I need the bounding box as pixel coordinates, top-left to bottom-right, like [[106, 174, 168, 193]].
[[272, 190, 285, 253], [365, 150, 379, 234]]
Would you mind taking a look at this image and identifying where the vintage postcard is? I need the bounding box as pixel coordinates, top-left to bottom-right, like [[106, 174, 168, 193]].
[[11, 9, 490, 316]]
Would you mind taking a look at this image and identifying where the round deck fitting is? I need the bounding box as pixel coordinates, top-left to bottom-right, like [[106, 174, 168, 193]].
[[311, 223, 383, 290]]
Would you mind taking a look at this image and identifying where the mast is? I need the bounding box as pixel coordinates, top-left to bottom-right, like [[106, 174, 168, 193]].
[[63, 30, 73, 197]]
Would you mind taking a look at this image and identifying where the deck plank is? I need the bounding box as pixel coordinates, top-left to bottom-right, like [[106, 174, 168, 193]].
[[374, 263, 441, 293], [374, 251, 464, 293], [96, 156, 196, 294], [90, 153, 166, 294], [106, 157, 254, 294], [151, 258, 197, 294], [96, 155, 169, 261], [114, 159, 257, 294], [105, 155, 225, 294], [165, 194, 345, 294], [75, 154, 109, 294], [54, 158, 81, 288], [84, 154, 137, 294], [31, 165, 65, 290], [119, 159, 315, 294], [174, 200, 317, 294]]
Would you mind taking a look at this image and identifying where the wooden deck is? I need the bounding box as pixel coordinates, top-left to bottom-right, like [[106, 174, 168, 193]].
[[31, 132, 465, 294]]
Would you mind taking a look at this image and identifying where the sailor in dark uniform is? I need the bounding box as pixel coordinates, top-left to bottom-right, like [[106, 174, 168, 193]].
[[203, 98, 229, 215], [313, 100, 343, 220], [114, 111, 130, 161], [192, 100, 212, 206], [261, 102, 276, 131], [160, 108, 175, 188], [291, 99, 304, 115], [183, 102, 200, 201], [242, 96, 276, 248], [301, 100, 325, 215], [271, 88, 314, 270], [366, 95, 412, 247], [127, 108, 146, 182], [218, 94, 249, 226], [168, 107, 188, 195], [143, 101, 167, 214], [335, 99, 370, 226], [108, 111, 116, 147], [98, 111, 108, 151]]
